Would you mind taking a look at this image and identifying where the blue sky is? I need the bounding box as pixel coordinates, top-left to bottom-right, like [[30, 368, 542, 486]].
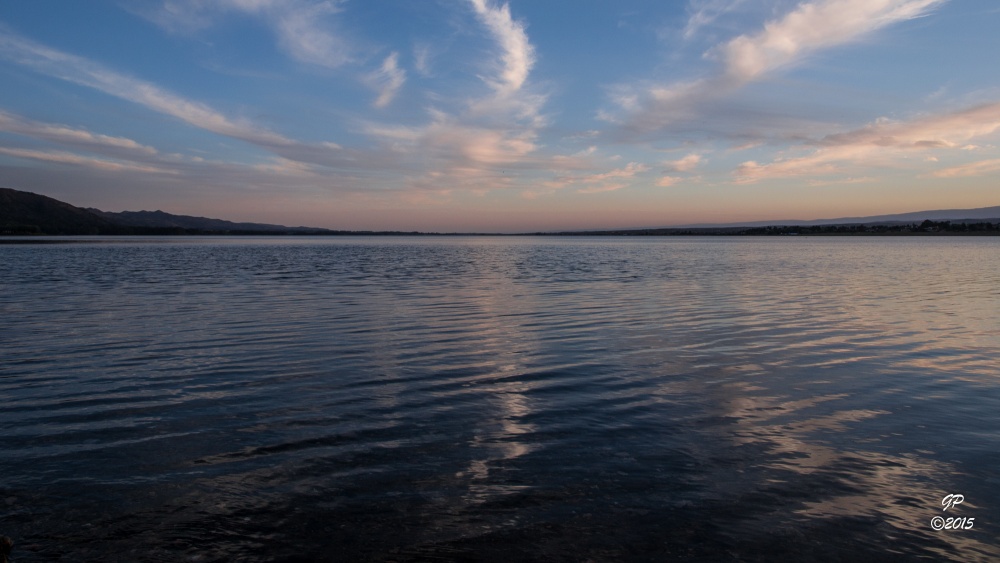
[[1, 0, 999, 231]]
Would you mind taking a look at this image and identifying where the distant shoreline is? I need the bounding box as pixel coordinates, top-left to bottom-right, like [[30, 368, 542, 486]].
[[4, 187, 1000, 238], [3, 222, 1000, 240]]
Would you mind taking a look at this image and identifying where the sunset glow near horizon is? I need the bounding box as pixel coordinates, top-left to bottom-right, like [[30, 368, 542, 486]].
[[1, 0, 999, 232]]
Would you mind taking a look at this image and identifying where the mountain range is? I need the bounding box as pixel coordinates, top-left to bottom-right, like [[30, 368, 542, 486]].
[[1, 188, 334, 235], [2, 187, 999, 235], [674, 207, 1000, 228]]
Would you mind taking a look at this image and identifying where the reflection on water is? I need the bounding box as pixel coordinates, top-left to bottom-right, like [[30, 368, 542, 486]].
[[1, 236, 999, 561]]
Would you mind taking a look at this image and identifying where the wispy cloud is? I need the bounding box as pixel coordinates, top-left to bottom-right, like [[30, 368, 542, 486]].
[[7, 2, 554, 198], [931, 158, 1000, 178], [0, 30, 297, 147], [682, 0, 750, 40], [734, 101, 1000, 182], [613, 0, 947, 136], [0, 110, 158, 157], [366, 52, 406, 108], [366, 111, 537, 166], [807, 176, 874, 186], [816, 102, 1000, 149], [273, 1, 352, 68], [0, 146, 173, 174], [0, 30, 386, 174], [469, 0, 534, 96], [580, 161, 649, 184], [578, 183, 628, 194], [539, 162, 649, 195], [412, 42, 434, 77], [362, 0, 548, 194], [144, 0, 352, 68], [719, 0, 945, 83]]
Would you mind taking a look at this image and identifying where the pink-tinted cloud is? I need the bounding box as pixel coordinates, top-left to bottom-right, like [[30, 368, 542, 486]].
[[735, 101, 1000, 183]]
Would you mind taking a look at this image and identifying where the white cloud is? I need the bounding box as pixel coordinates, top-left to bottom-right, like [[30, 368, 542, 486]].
[[359, 1, 548, 194], [367, 52, 406, 108], [468, 0, 534, 96], [719, 0, 945, 83], [663, 153, 702, 172], [613, 0, 946, 135], [657, 175, 683, 187]]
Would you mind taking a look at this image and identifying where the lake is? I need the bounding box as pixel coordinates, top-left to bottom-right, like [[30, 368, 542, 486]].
[[1, 236, 998, 561]]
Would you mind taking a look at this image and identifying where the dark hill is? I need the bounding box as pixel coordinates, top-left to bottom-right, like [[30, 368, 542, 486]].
[[88, 209, 329, 233], [1, 188, 121, 235], [0, 188, 334, 235]]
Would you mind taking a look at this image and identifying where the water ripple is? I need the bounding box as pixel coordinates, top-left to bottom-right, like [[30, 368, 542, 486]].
[[1, 236, 999, 561]]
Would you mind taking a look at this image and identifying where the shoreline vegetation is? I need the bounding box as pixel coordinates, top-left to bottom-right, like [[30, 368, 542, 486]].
[[3, 187, 999, 237]]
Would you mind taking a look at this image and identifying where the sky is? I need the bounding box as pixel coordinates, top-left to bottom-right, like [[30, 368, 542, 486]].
[[1, 0, 999, 232]]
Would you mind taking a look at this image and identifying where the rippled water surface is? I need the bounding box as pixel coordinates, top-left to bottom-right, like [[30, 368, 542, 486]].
[[2, 236, 999, 561]]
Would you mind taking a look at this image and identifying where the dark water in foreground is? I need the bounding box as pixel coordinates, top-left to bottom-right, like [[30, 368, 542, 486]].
[[1, 236, 999, 562]]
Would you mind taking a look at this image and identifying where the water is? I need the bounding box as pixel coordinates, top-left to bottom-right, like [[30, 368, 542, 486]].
[[1, 236, 998, 561]]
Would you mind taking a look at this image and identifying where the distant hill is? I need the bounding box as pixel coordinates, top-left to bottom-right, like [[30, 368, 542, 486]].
[[1, 188, 121, 235], [675, 206, 1000, 229], [2, 186, 998, 236], [0, 188, 332, 235], [87, 209, 329, 233]]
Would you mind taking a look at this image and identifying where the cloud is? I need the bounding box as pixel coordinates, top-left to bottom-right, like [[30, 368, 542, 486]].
[[580, 161, 649, 183], [360, 0, 548, 194], [145, 0, 352, 68], [413, 43, 432, 76], [0, 110, 158, 157], [816, 102, 1000, 149], [543, 162, 650, 195], [663, 153, 702, 172], [577, 183, 627, 194], [0, 146, 173, 174], [365, 111, 538, 166], [251, 156, 319, 177], [735, 157, 839, 182], [468, 0, 534, 96], [366, 52, 406, 108], [0, 30, 298, 148], [613, 0, 946, 136], [657, 175, 683, 187], [0, 30, 386, 173], [806, 176, 874, 186], [719, 0, 945, 83], [273, 1, 351, 68], [734, 101, 1000, 182], [683, 0, 750, 41], [931, 159, 1000, 178]]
